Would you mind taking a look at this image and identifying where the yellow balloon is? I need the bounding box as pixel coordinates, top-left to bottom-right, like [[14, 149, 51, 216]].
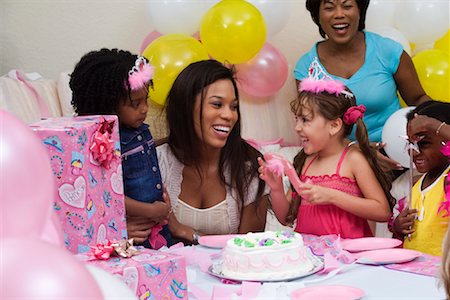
[[434, 29, 449, 54], [413, 49, 450, 102], [142, 34, 209, 106], [200, 0, 266, 64]]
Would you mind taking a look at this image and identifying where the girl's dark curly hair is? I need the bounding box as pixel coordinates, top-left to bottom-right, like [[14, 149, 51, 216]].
[[70, 48, 144, 115], [406, 100, 450, 124], [306, 0, 370, 38]]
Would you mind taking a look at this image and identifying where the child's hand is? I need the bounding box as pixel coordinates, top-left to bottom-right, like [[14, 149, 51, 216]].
[[371, 142, 404, 171], [393, 208, 418, 239], [298, 182, 333, 204], [126, 216, 156, 244], [151, 201, 171, 222], [257, 157, 284, 192], [408, 113, 441, 141]]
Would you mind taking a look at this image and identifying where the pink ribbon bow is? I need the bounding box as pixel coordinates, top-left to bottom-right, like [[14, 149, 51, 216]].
[[438, 142, 450, 217], [149, 223, 167, 249], [90, 241, 114, 260], [343, 104, 366, 125], [89, 239, 139, 260], [89, 119, 115, 169], [441, 141, 450, 157]]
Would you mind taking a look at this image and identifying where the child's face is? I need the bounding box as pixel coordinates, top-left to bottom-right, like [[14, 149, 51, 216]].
[[193, 79, 238, 151], [117, 86, 149, 129], [407, 130, 447, 174], [294, 103, 332, 155]]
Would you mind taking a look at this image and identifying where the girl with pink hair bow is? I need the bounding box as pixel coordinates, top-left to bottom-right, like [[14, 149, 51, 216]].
[[70, 48, 172, 249], [258, 75, 394, 238]]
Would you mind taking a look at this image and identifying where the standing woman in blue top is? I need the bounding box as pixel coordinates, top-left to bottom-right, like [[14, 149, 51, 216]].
[[70, 48, 172, 248], [294, 0, 430, 171]]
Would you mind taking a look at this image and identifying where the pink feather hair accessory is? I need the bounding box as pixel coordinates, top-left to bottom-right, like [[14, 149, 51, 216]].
[[299, 57, 354, 99], [127, 56, 154, 91], [265, 158, 284, 177], [264, 152, 305, 195], [299, 77, 346, 96]]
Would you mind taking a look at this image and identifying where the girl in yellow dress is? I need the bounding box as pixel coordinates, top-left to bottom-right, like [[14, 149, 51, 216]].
[[392, 100, 450, 256]]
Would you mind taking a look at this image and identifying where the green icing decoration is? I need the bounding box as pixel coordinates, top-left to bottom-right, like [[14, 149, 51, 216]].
[[234, 238, 243, 246], [244, 240, 255, 247], [281, 240, 292, 244], [265, 239, 275, 246]]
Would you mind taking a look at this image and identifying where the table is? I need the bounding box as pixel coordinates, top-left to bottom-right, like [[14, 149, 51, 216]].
[[186, 246, 446, 299]]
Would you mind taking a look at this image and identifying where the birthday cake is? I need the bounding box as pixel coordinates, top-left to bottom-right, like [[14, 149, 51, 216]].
[[221, 231, 315, 280]]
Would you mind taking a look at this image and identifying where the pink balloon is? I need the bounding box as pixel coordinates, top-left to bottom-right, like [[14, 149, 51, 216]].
[[0, 109, 54, 238], [236, 42, 288, 98], [1, 238, 103, 299], [41, 211, 65, 247], [140, 30, 162, 54]]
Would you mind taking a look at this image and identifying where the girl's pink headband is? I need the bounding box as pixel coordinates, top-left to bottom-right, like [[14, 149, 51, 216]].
[[298, 57, 354, 99], [127, 56, 154, 91], [299, 57, 365, 125]]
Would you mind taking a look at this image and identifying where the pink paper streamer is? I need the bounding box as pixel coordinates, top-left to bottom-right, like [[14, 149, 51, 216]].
[[15, 70, 49, 117]]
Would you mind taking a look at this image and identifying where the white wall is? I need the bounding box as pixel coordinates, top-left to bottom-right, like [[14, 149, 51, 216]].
[[0, 0, 321, 144]]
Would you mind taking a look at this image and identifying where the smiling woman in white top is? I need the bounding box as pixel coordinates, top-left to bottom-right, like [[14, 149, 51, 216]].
[[155, 60, 269, 244]]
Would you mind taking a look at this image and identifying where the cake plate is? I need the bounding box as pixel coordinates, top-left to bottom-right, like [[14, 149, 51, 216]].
[[207, 253, 324, 283]]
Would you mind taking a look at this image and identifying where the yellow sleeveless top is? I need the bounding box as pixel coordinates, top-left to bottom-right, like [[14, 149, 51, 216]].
[[403, 166, 449, 256]]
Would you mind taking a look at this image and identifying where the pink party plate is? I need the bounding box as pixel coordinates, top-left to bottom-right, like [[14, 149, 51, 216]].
[[341, 237, 402, 252], [198, 234, 243, 249], [353, 248, 422, 265], [291, 285, 365, 300]]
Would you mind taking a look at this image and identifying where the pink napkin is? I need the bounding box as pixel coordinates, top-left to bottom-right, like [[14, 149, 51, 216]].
[[189, 284, 211, 299], [212, 281, 262, 300], [318, 252, 341, 274], [211, 286, 236, 300], [238, 281, 261, 298], [384, 253, 441, 277], [303, 234, 355, 264], [148, 223, 167, 249], [165, 246, 213, 272], [189, 281, 262, 300]]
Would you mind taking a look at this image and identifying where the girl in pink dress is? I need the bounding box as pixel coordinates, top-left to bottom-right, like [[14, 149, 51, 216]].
[[259, 59, 394, 238]]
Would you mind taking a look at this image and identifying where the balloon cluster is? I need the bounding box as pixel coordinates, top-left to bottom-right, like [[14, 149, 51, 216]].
[[366, 0, 449, 103], [142, 0, 291, 104]]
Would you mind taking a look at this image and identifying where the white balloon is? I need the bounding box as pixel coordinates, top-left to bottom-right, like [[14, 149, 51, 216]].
[[366, 0, 397, 30], [370, 26, 411, 55], [146, 0, 214, 35], [394, 1, 449, 45], [382, 107, 415, 168], [85, 265, 138, 300], [246, 0, 291, 37]]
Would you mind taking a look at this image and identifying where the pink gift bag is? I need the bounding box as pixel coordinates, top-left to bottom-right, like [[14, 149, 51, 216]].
[[78, 248, 188, 299], [30, 115, 127, 254]]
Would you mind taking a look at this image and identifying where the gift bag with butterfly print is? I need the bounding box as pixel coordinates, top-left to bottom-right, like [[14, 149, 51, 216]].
[[30, 115, 127, 254], [77, 248, 188, 300]]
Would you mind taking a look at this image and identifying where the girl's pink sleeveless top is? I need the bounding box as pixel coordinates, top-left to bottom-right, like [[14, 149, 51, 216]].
[[294, 146, 373, 238]]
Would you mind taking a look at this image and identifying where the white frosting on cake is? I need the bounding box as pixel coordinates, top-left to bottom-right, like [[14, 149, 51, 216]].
[[221, 231, 315, 280]]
